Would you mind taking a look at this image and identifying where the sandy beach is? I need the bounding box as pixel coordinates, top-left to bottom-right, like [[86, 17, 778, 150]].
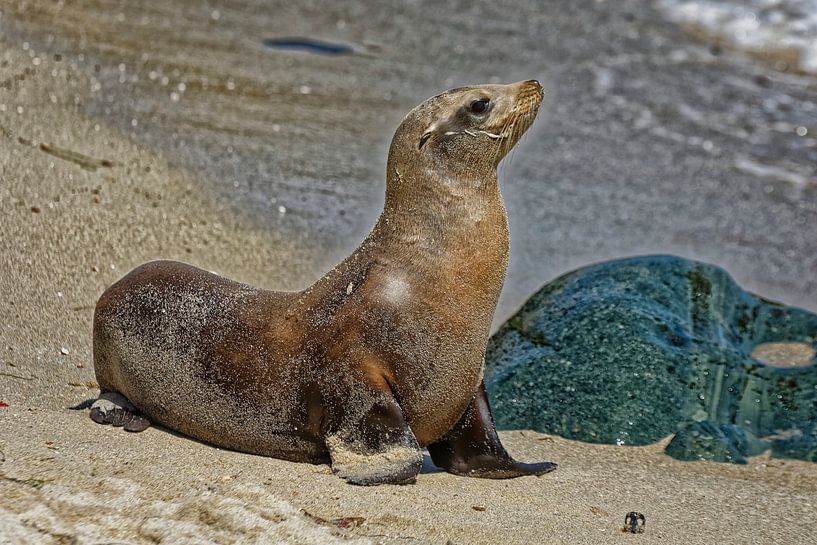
[[2, 1, 816, 543]]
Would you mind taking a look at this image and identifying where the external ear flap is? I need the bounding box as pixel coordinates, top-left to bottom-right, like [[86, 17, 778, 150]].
[[418, 114, 459, 150], [418, 130, 433, 150]]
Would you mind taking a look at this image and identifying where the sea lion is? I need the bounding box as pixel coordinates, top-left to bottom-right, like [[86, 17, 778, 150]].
[[90, 80, 557, 485]]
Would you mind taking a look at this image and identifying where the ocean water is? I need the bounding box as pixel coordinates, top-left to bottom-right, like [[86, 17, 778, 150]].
[[657, 0, 817, 72], [3, 0, 815, 320]]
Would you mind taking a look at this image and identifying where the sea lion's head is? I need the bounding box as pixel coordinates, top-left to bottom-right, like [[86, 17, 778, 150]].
[[387, 80, 544, 179]]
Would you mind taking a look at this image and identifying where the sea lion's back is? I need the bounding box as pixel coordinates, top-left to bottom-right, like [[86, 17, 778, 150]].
[[93, 259, 253, 400], [91, 260, 318, 456]]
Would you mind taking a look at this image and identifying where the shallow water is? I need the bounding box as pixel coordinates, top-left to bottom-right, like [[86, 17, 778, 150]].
[[658, 0, 817, 73], [1, 0, 815, 323], [262, 37, 356, 55]]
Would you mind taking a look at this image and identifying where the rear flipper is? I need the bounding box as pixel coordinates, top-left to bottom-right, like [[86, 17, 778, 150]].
[[428, 381, 557, 478], [90, 392, 151, 433], [324, 374, 422, 486]]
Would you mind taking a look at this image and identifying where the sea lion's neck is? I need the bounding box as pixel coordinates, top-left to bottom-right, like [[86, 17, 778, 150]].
[[303, 164, 509, 311], [373, 166, 507, 258]]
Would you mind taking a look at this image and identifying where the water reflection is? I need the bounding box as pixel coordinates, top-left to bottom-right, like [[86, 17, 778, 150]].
[[262, 37, 356, 56]]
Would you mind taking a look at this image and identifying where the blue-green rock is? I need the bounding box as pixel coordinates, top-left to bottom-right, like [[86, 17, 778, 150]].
[[771, 422, 817, 462], [664, 421, 768, 464], [485, 255, 817, 463]]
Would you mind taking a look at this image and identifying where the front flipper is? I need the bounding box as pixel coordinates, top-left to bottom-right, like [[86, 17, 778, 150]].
[[428, 381, 556, 479], [324, 374, 422, 486]]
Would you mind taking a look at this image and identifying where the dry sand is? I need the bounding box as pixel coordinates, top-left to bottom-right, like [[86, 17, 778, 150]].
[[2, 1, 817, 544]]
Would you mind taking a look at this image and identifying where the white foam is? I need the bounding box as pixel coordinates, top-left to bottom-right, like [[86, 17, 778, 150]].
[[0, 478, 373, 544], [658, 0, 817, 72], [734, 155, 814, 186]]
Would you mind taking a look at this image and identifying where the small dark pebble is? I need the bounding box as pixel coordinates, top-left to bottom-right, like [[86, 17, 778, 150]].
[[30, 206, 41, 213], [709, 45, 722, 56], [623, 511, 646, 534]]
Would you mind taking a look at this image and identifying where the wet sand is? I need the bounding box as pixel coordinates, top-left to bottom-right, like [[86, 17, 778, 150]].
[[2, 1, 817, 543]]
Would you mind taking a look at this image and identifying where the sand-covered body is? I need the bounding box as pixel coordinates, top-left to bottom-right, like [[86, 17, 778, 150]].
[[94, 206, 505, 458], [92, 80, 556, 485]]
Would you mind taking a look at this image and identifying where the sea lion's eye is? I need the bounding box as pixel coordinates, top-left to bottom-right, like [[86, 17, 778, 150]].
[[470, 99, 490, 114]]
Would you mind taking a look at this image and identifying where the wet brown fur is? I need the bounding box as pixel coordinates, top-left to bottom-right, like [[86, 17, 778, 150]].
[[93, 81, 556, 484]]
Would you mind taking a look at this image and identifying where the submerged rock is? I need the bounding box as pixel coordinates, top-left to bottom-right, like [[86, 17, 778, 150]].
[[485, 255, 817, 463]]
